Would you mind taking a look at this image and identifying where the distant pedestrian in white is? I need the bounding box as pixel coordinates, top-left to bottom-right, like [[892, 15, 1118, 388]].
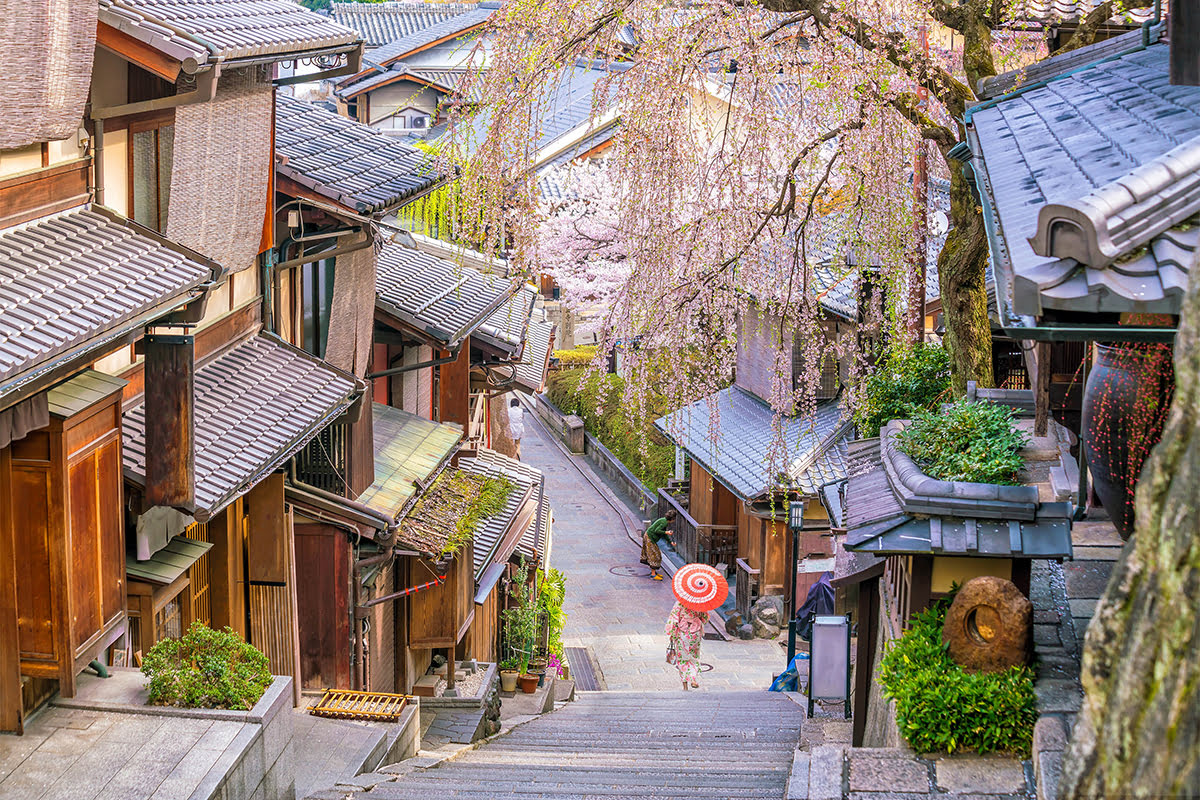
[[508, 397, 524, 459]]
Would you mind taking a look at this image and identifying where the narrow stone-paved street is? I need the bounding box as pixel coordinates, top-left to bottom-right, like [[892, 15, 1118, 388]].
[[520, 399, 785, 691]]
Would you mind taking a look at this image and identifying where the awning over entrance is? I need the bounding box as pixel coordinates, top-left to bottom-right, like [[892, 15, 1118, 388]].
[[123, 333, 362, 522]]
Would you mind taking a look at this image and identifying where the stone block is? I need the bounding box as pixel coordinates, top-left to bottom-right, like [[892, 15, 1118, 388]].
[[1033, 715, 1068, 754], [413, 676, 440, 697], [848, 753, 930, 793], [1068, 598, 1099, 620], [1036, 750, 1064, 800], [787, 751, 810, 800], [935, 756, 1027, 794], [944, 577, 1033, 673], [1035, 680, 1083, 714], [808, 746, 844, 800], [1063, 561, 1114, 599]]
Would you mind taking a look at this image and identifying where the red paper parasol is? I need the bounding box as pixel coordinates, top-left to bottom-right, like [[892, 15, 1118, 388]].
[[673, 563, 729, 612]]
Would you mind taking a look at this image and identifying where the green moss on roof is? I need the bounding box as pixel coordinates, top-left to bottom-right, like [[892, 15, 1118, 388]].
[[398, 471, 513, 557]]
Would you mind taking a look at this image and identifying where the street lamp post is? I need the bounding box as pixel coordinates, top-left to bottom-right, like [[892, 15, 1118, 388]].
[[787, 500, 804, 666]]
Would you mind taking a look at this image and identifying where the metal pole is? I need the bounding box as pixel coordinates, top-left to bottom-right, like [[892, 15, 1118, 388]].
[[787, 523, 799, 667]]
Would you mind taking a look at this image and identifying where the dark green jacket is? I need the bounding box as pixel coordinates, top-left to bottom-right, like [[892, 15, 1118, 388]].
[[646, 517, 671, 544]]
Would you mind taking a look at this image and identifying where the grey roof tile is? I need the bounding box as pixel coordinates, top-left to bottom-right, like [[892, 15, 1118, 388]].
[[275, 94, 441, 213], [123, 334, 361, 520], [1007, 0, 1155, 24], [99, 0, 359, 63], [361, 5, 496, 67], [331, 1, 477, 47], [969, 42, 1200, 324], [475, 285, 536, 355], [376, 242, 521, 346], [458, 448, 546, 575], [0, 206, 218, 407], [654, 386, 851, 500], [514, 309, 555, 393], [335, 63, 463, 99]]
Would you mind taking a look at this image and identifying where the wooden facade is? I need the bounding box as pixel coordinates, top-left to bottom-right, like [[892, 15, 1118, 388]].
[[0, 375, 127, 732], [409, 546, 475, 649]]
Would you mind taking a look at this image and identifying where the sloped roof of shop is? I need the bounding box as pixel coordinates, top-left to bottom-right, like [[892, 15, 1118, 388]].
[[335, 62, 463, 100], [655, 386, 851, 500], [123, 333, 362, 521], [358, 402, 462, 525], [459, 448, 545, 576], [358, 3, 497, 68], [330, 1, 477, 47], [967, 41, 1200, 329], [475, 285, 536, 356], [98, 0, 360, 64], [1006, 0, 1155, 25], [275, 94, 441, 213], [0, 205, 221, 411], [376, 242, 522, 347], [514, 310, 555, 394]]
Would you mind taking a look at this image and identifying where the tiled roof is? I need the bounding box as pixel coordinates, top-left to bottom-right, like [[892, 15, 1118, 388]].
[[539, 122, 619, 170], [458, 448, 545, 575], [475, 285, 536, 355], [977, 23, 1164, 99], [98, 0, 360, 64], [1007, 0, 1155, 25], [123, 334, 362, 521], [843, 469, 1073, 558], [363, 4, 496, 67], [330, 1, 476, 47], [654, 386, 851, 500], [0, 205, 220, 409], [514, 309, 555, 393], [967, 42, 1200, 326], [376, 242, 521, 347], [359, 402, 462, 524], [335, 63, 461, 100], [275, 94, 441, 213]]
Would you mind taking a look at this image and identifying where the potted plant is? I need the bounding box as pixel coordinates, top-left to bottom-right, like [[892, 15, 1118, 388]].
[[498, 657, 520, 693], [518, 672, 539, 693], [501, 556, 540, 686]]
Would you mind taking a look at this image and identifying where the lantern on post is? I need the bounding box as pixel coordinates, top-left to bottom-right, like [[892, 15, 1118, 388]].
[[808, 614, 851, 719]]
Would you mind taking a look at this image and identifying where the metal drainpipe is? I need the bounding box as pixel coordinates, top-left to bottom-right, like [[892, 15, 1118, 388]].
[[365, 353, 459, 380], [286, 461, 398, 546], [275, 231, 372, 271], [93, 118, 104, 206]]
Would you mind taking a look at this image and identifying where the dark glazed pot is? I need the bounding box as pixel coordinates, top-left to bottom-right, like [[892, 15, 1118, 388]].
[[1080, 343, 1174, 540]]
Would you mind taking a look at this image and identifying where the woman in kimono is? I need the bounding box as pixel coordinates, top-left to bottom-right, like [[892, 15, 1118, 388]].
[[665, 601, 708, 689]]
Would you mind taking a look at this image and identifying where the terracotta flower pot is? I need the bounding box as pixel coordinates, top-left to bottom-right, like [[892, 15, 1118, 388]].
[[500, 670, 519, 693], [1081, 343, 1174, 539], [518, 673, 539, 694]]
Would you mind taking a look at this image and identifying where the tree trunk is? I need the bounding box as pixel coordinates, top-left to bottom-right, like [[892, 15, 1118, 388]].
[[937, 159, 994, 393], [1061, 250, 1200, 798]]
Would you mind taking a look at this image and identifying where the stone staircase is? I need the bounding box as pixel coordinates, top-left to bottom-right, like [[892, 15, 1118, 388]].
[[310, 690, 804, 799]]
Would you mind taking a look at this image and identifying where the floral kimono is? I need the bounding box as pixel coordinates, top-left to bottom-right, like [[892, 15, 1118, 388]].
[[665, 602, 707, 687]]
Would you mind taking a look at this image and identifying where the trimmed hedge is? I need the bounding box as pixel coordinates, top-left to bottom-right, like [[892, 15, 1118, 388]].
[[546, 369, 674, 490], [552, 345, 600, 369], [878, 600, 1036, 756], [141, 622, 273, 710]]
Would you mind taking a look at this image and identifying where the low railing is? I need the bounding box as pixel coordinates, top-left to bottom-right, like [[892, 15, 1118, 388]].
[[735, 558, 761, 621], [657, 488, 700, 565]]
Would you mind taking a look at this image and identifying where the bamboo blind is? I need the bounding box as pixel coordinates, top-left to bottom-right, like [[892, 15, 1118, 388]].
[[324, 244, 378, 377], [166, 69, 272, 274], [0, 0, 98, 149]]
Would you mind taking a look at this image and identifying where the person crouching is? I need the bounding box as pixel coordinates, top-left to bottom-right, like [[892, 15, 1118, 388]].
[[640, 509, 676, 581]]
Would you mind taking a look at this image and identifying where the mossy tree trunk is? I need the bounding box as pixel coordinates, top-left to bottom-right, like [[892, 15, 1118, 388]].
[[1061, 249, 1200, 797]]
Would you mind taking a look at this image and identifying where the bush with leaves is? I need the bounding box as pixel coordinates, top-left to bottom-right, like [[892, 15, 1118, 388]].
[[878, 600, 1036, 756], [856, 343, 952, 438], [552, 345, 600, 369], [896, 400, 1027, 485], [538, 568, 567, 658], [546, 369, 674, 490], [141, 622, 273, 710]]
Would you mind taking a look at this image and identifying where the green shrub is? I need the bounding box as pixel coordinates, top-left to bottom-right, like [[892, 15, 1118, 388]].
[[878, 601, 1036, 756], [896, 400, 1027, 485], [552, 345, 600, 369], [546, 369, 674, 490], [538, 568, 567, 658], [141, 622, 273, 710], [856, 343, 951, 437]]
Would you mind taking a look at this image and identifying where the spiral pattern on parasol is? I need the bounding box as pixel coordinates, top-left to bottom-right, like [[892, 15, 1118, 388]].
[[672, 563, 729, 612]]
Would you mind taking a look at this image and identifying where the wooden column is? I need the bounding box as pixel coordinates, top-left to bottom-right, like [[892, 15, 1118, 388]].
[[207, 499, 247, 638], [0, 446, 22, 734], [1034, 341, 1052, 437], [437, 341, 471, 430], [1171, 3, 1200, 86], [143, 333, 194, 508], [852, 578, 880, 747]]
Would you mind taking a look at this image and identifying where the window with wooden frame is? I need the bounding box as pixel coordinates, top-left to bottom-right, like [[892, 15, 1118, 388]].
[[128, 114, 174, 232], [301, 255, 337, 358]]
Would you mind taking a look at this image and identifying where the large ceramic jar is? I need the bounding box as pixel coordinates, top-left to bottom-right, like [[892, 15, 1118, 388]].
[[1080, 343, 1174, 539]]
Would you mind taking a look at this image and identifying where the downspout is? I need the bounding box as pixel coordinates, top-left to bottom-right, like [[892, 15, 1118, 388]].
[[286, 461, 398, 545], [365, 353, 459, 379], [274, 230, 372, 271], [93, 118, 104, 206]]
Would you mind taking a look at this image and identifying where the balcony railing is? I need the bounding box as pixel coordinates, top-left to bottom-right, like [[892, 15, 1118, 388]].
[[656, 487, 737, 571]]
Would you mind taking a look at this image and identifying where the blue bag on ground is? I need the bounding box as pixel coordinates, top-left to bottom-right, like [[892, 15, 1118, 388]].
[[768, 653, 809, 692]]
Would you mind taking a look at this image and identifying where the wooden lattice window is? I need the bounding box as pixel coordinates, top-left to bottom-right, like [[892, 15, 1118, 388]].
[[186, 521, 212, 628], [155, 595, 183, 642]]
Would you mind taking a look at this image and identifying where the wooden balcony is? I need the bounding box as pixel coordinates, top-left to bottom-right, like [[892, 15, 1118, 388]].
[[656, 487, 736, 571]]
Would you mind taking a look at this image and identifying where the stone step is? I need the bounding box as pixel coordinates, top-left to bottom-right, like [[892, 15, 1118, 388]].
[[395, 768, 787, 788]]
